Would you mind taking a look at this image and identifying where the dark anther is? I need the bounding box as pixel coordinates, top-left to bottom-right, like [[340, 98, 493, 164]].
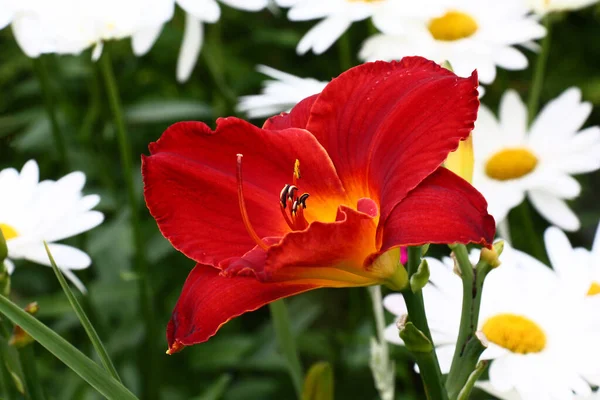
[[291, 200, 299, 214], [297, 193, 310, 209], [280, 184, 291, 208], [288, 185, 298, 201]]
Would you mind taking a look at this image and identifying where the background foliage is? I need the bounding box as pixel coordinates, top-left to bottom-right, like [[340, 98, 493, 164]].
[[1, 4, 600, 399]]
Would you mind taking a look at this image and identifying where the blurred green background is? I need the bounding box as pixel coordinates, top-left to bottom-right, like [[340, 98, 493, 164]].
[[1, 4, 600, 399]]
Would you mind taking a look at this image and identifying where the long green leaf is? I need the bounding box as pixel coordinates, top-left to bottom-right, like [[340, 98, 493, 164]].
[[44, 242, 121, 382], [0, 295, 138, 400]]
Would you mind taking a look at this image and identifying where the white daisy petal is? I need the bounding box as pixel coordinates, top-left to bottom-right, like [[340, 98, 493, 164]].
[[131, 24, 164, 56], [382, 293, 407, 316], [296, 16, 351, 55], [23, 243, 91, 270], [384, 323, 404, 345], [529, 190, 580, 231], [176, 14, 203, 83], [177, 0, 221, 23], [61, 268, 88, 294], [218, 0, 268, 11], [498, 90, 528, 144]]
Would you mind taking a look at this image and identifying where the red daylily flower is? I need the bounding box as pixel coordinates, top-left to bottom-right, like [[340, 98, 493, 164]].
[[143, 57, 495, 354]]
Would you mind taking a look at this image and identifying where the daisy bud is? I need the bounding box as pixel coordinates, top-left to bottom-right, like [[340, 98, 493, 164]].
[[302, 361, 334, 400], [9, 302, 39, 348], [398, 321, 433, 353], [410, 259, 430, 293], [480, 240, 505, 269]]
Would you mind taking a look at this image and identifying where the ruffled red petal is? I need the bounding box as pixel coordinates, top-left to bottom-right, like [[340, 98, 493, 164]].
[[167, 264, 317, 353], [305, 57, 479, 223], [259, 204, 386, 287], [143, 117, 346, 267], [262, 94, 318, 130], [380, 167, 495, 251]]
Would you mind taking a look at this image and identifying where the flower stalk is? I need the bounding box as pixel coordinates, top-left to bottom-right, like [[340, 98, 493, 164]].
[[527, 15, 552, 123], [269, 300, 304, 399], [401, 247, 447, 400], [368, 285, 395, 400], [98, 47, 157, 399], [32, 56, 69, 169], [445, 243, 501, 400]]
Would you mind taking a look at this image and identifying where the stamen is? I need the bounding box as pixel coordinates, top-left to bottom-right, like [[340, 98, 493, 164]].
[[280, 184, 291, 208], [236, 154, 269, 251], [287, 186, 298, 201], [297, 193, 310, 209]]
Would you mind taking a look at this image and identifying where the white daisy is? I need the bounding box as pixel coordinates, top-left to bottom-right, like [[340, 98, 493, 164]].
[[0, 160, 104, 293], [472, 88, 600, 231], [286, 0, 443, 56], [383, 244, 600, 400], [359, 0, 546, 84], [236, 65, 328, 119], [0, 0, 268, 82], [528, 0, 600, 15]]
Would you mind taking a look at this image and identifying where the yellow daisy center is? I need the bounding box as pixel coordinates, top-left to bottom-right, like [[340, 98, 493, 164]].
[[482, 313, 546, 354], [428, 11, 478, 41], [587, 282, 600, 296], [0, 223, 19, 240], [485, 148, 538, 181]]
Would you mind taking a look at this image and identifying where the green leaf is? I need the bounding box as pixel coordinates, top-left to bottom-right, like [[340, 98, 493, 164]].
[[0, 295, 138, 400], [44, 242, 121, 382]]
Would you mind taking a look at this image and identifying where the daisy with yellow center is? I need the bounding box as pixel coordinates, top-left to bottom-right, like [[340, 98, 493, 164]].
[[359, 0, 546, 84], [283, 0, 444, 55], [0, 160, 104, 293], [472, 88, 600, 231], [383, 243, 600, 399]]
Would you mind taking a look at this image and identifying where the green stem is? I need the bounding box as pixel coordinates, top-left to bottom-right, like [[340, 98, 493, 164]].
[[0, 342, 17, 400], [337, 32, 353, 72], [527, 16, 552, 124], [512, 201, 546, 262], [402, 247, 447, 400], [45, 243, 121, 382], [269, 300, 303, 398], [98, 48, 157, 400], [445, 245, 490, 400], [32, 56, 69, 168], [18, 345, 46, 400]]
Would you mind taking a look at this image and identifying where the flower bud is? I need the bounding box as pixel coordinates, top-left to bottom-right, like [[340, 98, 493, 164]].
[[302, 362, 334, 400], [480, 240, 505, 268], [410, 259, 430, 293], [398, 320, 433, 353], [9, 302, 39, 348]]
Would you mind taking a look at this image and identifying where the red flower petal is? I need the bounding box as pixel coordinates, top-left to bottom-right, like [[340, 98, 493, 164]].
[[143, 117, 346, 267], [262, 94, 318, 130], [380, 167, 495, 251], [167, 264, 317, 352], [306, 57, 479, 222]]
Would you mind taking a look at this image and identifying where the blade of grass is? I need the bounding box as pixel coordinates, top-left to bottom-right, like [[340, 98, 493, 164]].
[[43, 242, 121, 382], [0, 295, 137, 400]]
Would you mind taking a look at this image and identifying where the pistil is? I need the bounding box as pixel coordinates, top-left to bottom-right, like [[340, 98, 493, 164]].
[[236, 154, 269, 251]]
